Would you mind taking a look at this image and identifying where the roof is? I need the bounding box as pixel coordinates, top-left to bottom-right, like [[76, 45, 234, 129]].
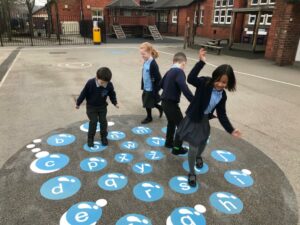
[[106, 0, 140, 9], [148, 0, 196, 9]]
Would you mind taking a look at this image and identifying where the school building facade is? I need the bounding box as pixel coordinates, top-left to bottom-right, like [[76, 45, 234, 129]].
[[47, 0, 300, 66]]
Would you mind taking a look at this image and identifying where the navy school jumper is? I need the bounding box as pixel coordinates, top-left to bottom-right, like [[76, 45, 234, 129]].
[[186, 61, 235, 134]]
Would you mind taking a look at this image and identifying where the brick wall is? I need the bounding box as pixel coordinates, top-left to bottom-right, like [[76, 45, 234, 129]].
[[265, 0, 300, 65]]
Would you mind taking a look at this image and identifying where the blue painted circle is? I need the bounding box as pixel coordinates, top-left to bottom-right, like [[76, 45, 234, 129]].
[[133, 181, 164, 202], [80, 157, 107, 172], [114, 153, 134, 164], [63, 202, 102, 225], [169, 176, 199, 194], [224, 170, 254, 188], [182, 160, 209, 175], [80, 122, 100, 132], [144, 150, 164, 161], [98, 173, 128, 191], [107, 131, 126, 141], [132, 126, 152, 135], [116, 214, 152, 225], [146, 137, 165, 147], [120, 141, 139, 151], [168, 207, 206, 225], [47, 134, 76, 147], [35, 153, 69, 172], [83, 142, 107, 153], [40, 176, 81, 200], [211, 150, 236, 163], [209, 192, 243, 214], [132, 162, 153, 175], [161, 127, 167, 134]]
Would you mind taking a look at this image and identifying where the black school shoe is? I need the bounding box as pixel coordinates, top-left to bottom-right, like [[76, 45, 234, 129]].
[[171, 147, 188, 155], [188, 173, 197, 187], [196, 156, 204, 169], [141, 117, 153, 124], [87, 138, 94, 148], [101, 137, 108, 146]]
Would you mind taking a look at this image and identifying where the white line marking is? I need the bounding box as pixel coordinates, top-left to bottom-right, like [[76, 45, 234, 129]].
[[0, 50, 21, 88], [158, 50, 300, 88]]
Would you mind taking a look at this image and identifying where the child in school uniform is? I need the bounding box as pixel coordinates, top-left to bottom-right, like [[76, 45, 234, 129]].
[[160, 52, 194, 155], [76, 67, 119, 147], [139, 42, 163, 124], [177, 48, 241, 187]]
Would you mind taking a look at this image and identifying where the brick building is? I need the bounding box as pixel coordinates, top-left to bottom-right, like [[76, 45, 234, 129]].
[[48, 0, 300, 65]]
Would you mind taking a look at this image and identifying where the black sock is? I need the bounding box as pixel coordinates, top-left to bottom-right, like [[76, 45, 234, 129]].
[[146, 108, 152, 119]]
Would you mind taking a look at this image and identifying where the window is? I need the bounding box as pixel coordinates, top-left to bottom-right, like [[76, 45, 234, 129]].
[[91, 8, 103, 21], [123, 10, 131, 17], [265, 14, 272, 25], [260, 0, 268, 4], [159, 13, 167, 22], [248, 14, 256, 25], [213, 0, 234, 25], [248, 13, 273, 25], [199, 9, 204, 24], [171, 10, 177, 24], [251, 0, 275, 5], [194, 10, 198, 24], [251, 0, 258, 5]]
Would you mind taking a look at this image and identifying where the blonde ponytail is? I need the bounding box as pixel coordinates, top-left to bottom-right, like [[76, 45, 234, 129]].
[[140, 42, 159, 59]]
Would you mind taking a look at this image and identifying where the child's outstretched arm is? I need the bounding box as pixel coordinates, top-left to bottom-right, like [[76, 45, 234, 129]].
[[76, 81, 89, 109], [216, 94, 241, 138], [187, 48, 206, 87], [108, 83, 119, 108], [176, 71, 194, 102]]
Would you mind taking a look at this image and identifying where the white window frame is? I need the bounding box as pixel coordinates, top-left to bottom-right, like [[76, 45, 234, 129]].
[[269, 0, 276, 4], [265, 14, 272, 25], [248, 14, 256, 25], [259, 14, 266, 25], [194, 10, 198, 24], [260, 0, 268, 5], [228, 0, 234, 6], [91, 8, 104, 21], [215, 0, 221, 8], [251, 0, 259, 5], [226, 9, 232, 24], [199, 9, 204, 25], [213, 0, 234, 25], [171, 10, 177, 24], [214, 10, 220, 24]]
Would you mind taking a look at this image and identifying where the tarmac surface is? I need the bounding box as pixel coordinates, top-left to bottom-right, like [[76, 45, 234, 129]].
[[0, 115, 298, 225], [0, 42, 299, 224]]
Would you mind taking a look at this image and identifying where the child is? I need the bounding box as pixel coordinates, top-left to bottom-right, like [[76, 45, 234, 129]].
[[177, 48, 241, 187], [76, 67, 119, 147], [160, 52, 194, 155], [139, 42, 163, 124]]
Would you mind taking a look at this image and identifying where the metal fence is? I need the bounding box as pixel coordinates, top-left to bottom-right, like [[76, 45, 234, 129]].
[[0, 9, 105, 47]]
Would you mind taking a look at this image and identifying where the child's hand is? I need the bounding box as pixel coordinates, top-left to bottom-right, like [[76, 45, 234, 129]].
[[231, 129, 241, 138], [115, 104, 119, 109], [199, 48, 206, 62], [75, 105, 80, 109]]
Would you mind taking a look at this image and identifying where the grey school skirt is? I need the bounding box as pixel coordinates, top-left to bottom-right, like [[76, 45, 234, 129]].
[[177, 115, 210, 147], [142, 91, 156, 108]]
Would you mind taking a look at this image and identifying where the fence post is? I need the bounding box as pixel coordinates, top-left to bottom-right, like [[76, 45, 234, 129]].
[[0, 22, 3, 47], [54, 1, 61, 45]]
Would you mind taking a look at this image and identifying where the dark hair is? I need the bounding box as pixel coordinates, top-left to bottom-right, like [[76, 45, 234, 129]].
[[173, 52, 187, 64], [96, 67, 112, 82], [211, 64, 236, 92]]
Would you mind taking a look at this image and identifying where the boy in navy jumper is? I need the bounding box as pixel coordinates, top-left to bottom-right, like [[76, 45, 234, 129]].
[[76, 67, 119, 147], [160, 52, 194, 155]]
